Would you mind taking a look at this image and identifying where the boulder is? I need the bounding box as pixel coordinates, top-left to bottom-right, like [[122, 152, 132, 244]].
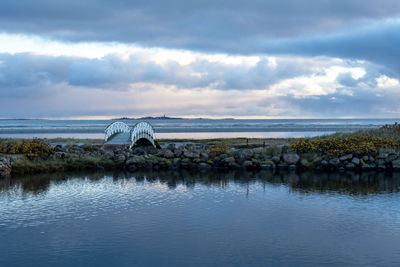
[[243, 160, 253, 168], [238, 149, 254, 161], [288, 164, 296, 171], [200, 152, 209, 160], [283, 152, 300, 165], [229, 162, 243, 169], [260, 163, 275, 170], [174, 147, 185, 157], [144, 146, 159, 155], [0, 157, 11, 178], [345, 163, 355, 170], [166, 143, 176, 152], [198, 163, 211, 170], [392, 159, 400, 171], [300, 159, 312, 169], [113, 154, 126, 164], [173, 158, 181, 165], [339, 154, 352, 161], [224, 157, 236, 164], [127, 165, 137, 172], [385, 153, 398, 163], [126, 155, 145, 167], [321, 160, 329, 167], [312, 157, 323, 165], [329, 158, 341, 167], [351, 157, 360, 165], [157, 149, 174, 159], [133, 147, 145, 155], [183, 150, 200, 159], [272, 155, 281, 164], [278, 163, 289, 170]]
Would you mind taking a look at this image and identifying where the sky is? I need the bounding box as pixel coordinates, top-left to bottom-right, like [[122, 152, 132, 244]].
[[0, 0, 400, 119]]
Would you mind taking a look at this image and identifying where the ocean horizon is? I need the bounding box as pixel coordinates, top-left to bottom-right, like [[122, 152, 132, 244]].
[[1, 118, 399, 139]]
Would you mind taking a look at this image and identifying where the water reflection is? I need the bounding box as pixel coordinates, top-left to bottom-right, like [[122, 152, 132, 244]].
[[2, 170, 400, 196]]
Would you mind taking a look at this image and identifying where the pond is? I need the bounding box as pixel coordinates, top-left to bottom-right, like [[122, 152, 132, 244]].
[[1, 170, 400, 266]]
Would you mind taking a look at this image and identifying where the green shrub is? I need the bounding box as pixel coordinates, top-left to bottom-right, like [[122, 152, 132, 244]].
[[0, 139, 53, 159], [289, 135, 399, 156]]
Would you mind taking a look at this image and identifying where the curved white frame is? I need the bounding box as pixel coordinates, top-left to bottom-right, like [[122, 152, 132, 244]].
[[104, 121, 155, 148], [104, 121, 131, 141]]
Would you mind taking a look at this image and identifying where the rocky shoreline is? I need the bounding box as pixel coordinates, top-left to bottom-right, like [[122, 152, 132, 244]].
[[1, 141, 400, 178]]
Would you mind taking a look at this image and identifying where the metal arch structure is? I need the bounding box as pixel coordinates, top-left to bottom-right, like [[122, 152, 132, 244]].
[[104, 121, 156, 148], [104, 121, 131, 142], [129, 121, 155, 148]]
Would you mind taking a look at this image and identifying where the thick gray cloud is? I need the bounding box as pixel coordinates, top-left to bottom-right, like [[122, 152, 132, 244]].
[[262, 19, 400, 77], [0, 0, 400, 76], [0, 52, 318, 94], [0, 0, 399, 48]]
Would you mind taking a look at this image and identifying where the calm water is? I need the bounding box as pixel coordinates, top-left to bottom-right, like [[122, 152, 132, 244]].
[[0, 118, 399, 139], [1, 171, 400, 266]]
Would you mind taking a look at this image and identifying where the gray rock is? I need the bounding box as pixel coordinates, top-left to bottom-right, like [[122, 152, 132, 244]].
[[183, 150, 200, 159], [376, 159, 385, 166], [127, 165, 137, 172], [362, 155, 369, 162], [321, 160, 329, 167], [144, 146, 159, 155], [377, 164, 386, 171], [238, 149, 254, 161], [200, 152, 209, 160], [113, 154, 126, 163], [339, 154, 352, 161], [260, 163, 275, 170], [229, 162, 243, 169], [385, 153, 398, 163], [345, 163, 355, 170], [351, 157, 360, 165], [198, 163, 211, 170], [0, 157, 11, 178], [133, 147, 145, 155], [283, 152, 300, 165], [224, 157, 236, 164], [300, 159, 312, 169], [312, 157, 323, 165], [126, 156, 145, 166], [166, 143, 176, 151], [174, 147, 185, 157], [278, 163, 289, 170], [243, 160, 253, 168], [392, 159, 400, 171], [329, 158, 341, 167], [157, 149, 174, 159], [288, 164, 296, 171], [272, 155, 281, 164]]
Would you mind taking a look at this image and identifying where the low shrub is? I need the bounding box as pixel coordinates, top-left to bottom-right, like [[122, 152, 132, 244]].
[[289, 135, 400, 156], [206, 144, 230, 155], [0, 139, 53, 159]]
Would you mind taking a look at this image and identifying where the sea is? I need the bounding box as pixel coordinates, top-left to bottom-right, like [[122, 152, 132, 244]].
[[0, 118, 399, 139]]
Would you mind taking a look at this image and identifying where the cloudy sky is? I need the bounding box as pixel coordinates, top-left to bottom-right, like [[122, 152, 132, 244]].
[[0, 0, 400, 119]]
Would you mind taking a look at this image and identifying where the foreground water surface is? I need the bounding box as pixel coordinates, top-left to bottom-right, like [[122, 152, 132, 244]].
[[1, 171, 400, 266]]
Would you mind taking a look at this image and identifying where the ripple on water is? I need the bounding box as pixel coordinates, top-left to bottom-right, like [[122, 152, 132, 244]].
[[1, 171, 400, 266]]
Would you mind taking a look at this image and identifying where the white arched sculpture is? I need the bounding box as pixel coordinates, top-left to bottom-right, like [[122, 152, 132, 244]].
[[104, 121, 156, 148]]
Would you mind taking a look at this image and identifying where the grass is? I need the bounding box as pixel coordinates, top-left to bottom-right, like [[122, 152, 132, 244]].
[[158, 138, 291, 148]]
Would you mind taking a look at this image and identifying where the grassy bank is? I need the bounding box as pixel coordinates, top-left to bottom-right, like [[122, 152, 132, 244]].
[[1, 123, 400, 177]]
